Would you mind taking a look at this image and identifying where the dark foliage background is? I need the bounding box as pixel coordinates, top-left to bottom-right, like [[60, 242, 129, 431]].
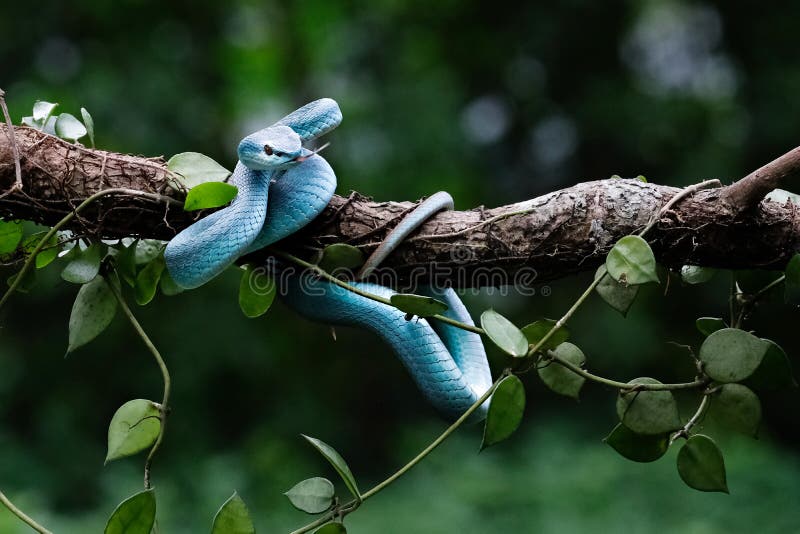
[[1, 1, 799, 532]]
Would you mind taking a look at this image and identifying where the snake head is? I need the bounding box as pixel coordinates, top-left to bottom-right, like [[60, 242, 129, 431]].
[[237, 125, 304, 171]]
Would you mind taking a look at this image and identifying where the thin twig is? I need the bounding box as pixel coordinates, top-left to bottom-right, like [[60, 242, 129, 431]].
[[734, 274, 785, 328], [528, 276, 603, 355], [638, 179, 722, 237], [729, 273, 737, 327], [107, 277, 171, 489], [0, 489, 53, 534], [0, 88, 23, 198], [545, 350, 709, 391], [670, 390, 713, 445]]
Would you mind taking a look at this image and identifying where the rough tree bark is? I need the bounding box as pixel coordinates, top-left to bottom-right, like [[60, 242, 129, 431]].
[[1, 125, 799, 287]]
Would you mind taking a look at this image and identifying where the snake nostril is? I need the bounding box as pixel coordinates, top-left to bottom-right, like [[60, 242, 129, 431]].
[[264, 145, 273, 155]]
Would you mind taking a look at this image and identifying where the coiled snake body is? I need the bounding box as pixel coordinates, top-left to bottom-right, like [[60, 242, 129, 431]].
[[165, 99, 493, 421]]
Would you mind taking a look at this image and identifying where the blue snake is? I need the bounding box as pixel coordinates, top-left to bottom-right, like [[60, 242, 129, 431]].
[[165, 99, 493, 421]]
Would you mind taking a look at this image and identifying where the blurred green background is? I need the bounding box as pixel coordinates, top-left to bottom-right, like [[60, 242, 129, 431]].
[[2, 0, 800, 532]]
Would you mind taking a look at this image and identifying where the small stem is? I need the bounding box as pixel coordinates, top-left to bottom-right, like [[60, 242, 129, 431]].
[[638, 179, 721, 238], [272, 250, 484, 335], [528, 275, 603, 355], [754, 274, 786, 299], [0, 490, 53, 534], [734, 307, 745, 330], [108, 277, 171, 489], [0, 88, 23, 197], [729, 273, 737, 327], [0, 187, 179, 312], [288, 510, 338, 534], [288, 376, 503, 534], [734, 274, 785, 329], [360, 377, 499, 501], [545, 350, 708, 391], [670, 390, 713, 445]]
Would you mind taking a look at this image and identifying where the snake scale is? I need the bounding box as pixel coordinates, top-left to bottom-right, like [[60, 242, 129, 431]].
[[165, 99, 493, 421]]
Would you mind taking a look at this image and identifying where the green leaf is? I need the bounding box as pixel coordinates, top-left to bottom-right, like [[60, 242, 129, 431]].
[[301, 435, 361, 501], [785, 253, 800, 305], [604, 423, 669, 463], [681, 265, 716, 285], [33, 100, 57, 122], [133, 240, 164, 265], [318, 243, 364, 273], [81, 107, 95, 147], [594, 265, 639, 316], [616, 378, 682, 435], [480, 374, 525, 450], [183, 182, 238, 211], [167, 152, 231, 188], [699, 328, 769, 383], [480, 309, 529, 358], [0, 220, 23, 255], [61, 242, 103, 284], [766, 188, 800, 204], [104, 489, 156, 534], [390, 294, 448, 318], [21, 231, 59, 269], [55, 112, 87, 141], [316, 523, 347, 534], [134, 256, 165, 306], [695, 317, 726, 337], [744, 339, 797, 391], [211, 492, 255, 534], [159, 269, 185, 296], [636, 175, 647, 182], [284, 477, 335, 514], [677, 434, 728, 493], [538, 342, 586, 399], [21, 116, 43, 129], [239, 264, 275, 318], [521, 319, 569, 351], [105, 399, 161, 463], [707, 384, 761, 437], [114, 241, 139, 287], [68, 276, 117, 352], [606, 235, 659, 285]]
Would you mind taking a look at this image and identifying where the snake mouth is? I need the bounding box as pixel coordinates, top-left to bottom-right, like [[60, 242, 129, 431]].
[[293, 142, 331, 163]]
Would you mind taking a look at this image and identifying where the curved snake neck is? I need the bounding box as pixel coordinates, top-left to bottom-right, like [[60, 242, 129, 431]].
[[164, 98, 493, 421]]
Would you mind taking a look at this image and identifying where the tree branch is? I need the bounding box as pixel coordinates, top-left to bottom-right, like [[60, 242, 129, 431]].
[[721, 145, 800, 212], [1, 125, 799, 287]]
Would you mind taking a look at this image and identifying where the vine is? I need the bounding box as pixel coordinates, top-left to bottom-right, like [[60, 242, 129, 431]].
[[106, 273, 172, 490]]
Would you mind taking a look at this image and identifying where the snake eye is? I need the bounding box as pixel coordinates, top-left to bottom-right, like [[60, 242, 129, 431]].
[[264, 145, 273, 155]]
